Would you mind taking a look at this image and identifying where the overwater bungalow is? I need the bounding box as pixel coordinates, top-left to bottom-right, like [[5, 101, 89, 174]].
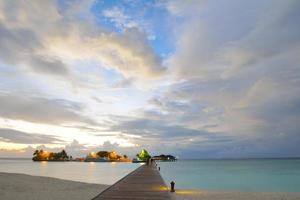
[[152, 154, 177, 161]]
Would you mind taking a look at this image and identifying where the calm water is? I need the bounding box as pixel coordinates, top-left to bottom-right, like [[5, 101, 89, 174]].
[[1, 159, 300, 192], [159, 159, 300, 192], [0, 159, 140, 185]]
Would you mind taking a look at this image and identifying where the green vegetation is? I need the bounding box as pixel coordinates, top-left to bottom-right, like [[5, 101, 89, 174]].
[[97, 151, 109, 158], [94, 151, 121, 160], [85, 151, 131, 162], [32, 149, 69, 161], [152, 154, 177, 161], [136, 149, 151, 161]]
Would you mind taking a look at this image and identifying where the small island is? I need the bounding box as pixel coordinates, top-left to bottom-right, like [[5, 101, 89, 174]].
[[133, 149, 177, 162], [84, 151, 131, 162], [32, 149, 177, 162], [32, 149, 70, 161], [132, 149, 151, 163], [152, 154, 177, 161]]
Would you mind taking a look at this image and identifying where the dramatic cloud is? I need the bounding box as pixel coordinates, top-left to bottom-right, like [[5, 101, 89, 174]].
[[109, 116, 209, 138], [221, 0, 300, 78], [0, 0, 165, 79], [0, 0, 299, 158], [0, 139, 140, 158], [156, 0, 300, 157], [0, 92, 94, 125], [0, 1, 69, 76], [0, 128, 65, 144]]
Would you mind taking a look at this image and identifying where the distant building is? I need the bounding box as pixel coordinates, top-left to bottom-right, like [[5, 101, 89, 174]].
[[84, 151, 131, 162], [152, 154, 177, 161]]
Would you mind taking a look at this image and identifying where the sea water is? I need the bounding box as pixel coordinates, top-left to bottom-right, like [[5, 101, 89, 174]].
[[0, 159, 140, 185], [1, 158, 300, 192], [159, 159, 300, 192]]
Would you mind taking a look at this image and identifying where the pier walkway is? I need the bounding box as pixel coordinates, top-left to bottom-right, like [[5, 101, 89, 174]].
[[92, 162, 171, 200]]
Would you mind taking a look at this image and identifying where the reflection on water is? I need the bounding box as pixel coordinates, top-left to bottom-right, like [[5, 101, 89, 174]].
[[0, 159, 139, 185]]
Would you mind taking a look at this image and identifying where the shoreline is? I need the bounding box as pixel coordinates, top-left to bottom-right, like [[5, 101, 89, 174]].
[[1, 172, 300, 200], [171, 189, 300, 200]]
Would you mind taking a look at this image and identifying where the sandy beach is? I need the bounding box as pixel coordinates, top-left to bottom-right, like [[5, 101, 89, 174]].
[[1, 172, 300, 200], [0, 172, 108, 200]]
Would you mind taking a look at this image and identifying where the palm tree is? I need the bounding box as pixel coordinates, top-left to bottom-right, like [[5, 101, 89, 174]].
[[97, 151, 109, 158], [32, 150, 40, 161], [61, 150, 67, 159], [33, 150, 39, 156], [137, 149, 151, 161]]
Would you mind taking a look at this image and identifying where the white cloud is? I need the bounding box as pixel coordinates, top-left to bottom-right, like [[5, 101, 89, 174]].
[[0, 0, 165, 80], [0, 92, 94, 125], [102, 7, 139, 30], [147, 0, 300, 157], [1, 0, 300, 158], [0, 139, 140, 158], [0, 128, 66, 144], [163, 0, 205, 17]]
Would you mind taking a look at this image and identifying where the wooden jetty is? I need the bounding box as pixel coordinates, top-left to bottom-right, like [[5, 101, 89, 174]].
[[92, 162, 171, 200]]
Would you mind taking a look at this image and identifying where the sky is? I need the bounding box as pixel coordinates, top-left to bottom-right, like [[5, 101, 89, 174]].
[[0, 0, 300, 159]]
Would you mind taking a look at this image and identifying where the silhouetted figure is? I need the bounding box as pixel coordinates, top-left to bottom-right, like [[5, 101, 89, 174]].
[[170, 181, 175, 192]]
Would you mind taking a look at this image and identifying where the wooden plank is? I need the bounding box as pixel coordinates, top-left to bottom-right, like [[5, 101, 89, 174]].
[[92, 162, 171, 200]]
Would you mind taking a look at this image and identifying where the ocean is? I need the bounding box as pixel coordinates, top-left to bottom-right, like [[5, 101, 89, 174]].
[[0, 158, 300, 192], [0, 159, 140, 185], [159, 159, 300, 192]]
